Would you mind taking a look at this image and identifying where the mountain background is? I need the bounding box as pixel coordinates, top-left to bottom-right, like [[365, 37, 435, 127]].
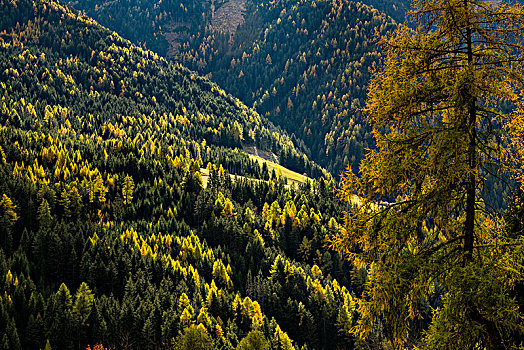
[[69, 0, 402, 175]]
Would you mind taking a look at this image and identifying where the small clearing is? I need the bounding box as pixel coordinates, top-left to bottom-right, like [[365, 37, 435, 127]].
[[200, 152, 311, 188], [247, 154, 311, 185], [211, 0, 246, 46]]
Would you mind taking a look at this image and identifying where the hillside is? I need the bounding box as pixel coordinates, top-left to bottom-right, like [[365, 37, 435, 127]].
[[0, 0, 365, 349], [69, 0, 398, 175], [6, 0, 329, 179], [67, 0, 210, 56], [178, 0, 398, 174], [360, 0, 410, 23], [44, 0, 524, 347]]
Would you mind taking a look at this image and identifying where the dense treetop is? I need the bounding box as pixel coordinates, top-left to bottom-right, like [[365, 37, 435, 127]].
[[2, 0, 521, 348], [70, 0, 398, 175], [180, 0, 398, 175], [0, 0, 363, 348]]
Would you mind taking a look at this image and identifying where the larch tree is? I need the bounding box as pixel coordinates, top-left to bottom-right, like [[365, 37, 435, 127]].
[[237, 329, 270, 350], [122, 174, 135, 205], [331, 0, 524, 348], [0, 194, 18, 226]]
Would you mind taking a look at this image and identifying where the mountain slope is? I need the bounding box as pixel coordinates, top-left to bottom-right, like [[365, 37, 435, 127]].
[[179, 0, 397, 174], [3, 0, 328, 178], [0, 0, 360, 349], [360, 0, 410, 23], [70, 0, 398, 175], [68, 0, 210, 56]]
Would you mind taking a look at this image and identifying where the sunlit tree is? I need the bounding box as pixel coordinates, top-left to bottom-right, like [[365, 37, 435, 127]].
[[332, 0, 524, 347]]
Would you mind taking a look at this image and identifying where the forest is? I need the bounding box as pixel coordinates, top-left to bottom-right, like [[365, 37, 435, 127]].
[[1, 0, 524, 348], [0, 0, 360, 348], [69, 0, 400, 175]]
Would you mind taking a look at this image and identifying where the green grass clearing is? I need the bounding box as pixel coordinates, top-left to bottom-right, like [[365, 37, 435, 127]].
[[247, 154, 311, 185], [199, 153, 311, 188]]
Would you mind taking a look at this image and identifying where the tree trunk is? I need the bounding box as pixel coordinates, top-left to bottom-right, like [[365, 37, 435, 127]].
[[464, 0, 476, 263]]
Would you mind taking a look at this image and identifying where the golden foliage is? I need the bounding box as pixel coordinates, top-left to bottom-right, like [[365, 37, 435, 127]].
[[331, 0, 524, 347]]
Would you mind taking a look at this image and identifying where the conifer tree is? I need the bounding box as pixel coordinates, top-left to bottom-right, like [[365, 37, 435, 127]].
[[37, 199, 52, 227], [332, 0, 524, 347], [73, 282, 94, 327], [174, 324, 213, 350], [122, 175, 135, 205], [0, 194, 17, 251], [0, 194, 18, 226], [237, 329, 269, 350]]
